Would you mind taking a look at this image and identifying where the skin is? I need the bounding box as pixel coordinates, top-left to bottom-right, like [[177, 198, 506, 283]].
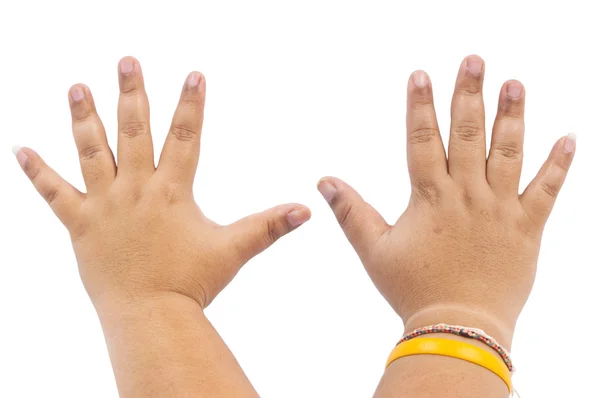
[[13, 56, 311, 397], [14, 54, 575, 397], [318, 55, 575, 397]]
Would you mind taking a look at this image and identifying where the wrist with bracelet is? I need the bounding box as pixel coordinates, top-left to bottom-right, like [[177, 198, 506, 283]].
[[386, 323, 520, 397]]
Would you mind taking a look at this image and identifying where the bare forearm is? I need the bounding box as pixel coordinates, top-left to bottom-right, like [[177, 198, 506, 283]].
[[95, 293, 258, 398]]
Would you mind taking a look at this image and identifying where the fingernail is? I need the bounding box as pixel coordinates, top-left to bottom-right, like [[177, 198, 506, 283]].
[[318, 180, 337, 204], [412, 70, 429, 89], [287, 208, 310, 228], [466, 56, 483, 76], [563, 133, 576, 153], [186, 72, 200, 88], [506, 82, 522, 99], [70, 86, 85, 102], [12, 145, 28, 169], [120, 58, 135, 75]]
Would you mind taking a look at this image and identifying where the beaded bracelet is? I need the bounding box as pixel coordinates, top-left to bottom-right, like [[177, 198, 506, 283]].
[[398, 323, 514, 373]]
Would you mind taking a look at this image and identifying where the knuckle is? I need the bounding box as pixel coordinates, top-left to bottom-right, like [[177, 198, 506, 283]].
[[492, 142, 522, 160], [498, 104, 523, 120], [160, 182, 183, 205], [69, 218, 89, 242], [170, 124, 198, 142], [458, 188, 475, 209], [409, 127, 439, 145], [458, 84, 481, 96], [554, 158, 571, 173], [44, 184, 61, 205], [119, 121, 149, 139], [180, 94, 202, 107], [540, 181, 560, 198], [69, 224, 87, 242], [71, 107, 92, 123], [231, 236, 246, 259], [453, 121, 481, 142], [78, 144, 106, 162], [516, 211, 540, 240], [410, 97, 433, 109], [264, 217, 284, 245], [478, 206, 502, 223], [338, 203, 358, 231], [131, 185, 145, 204], [413, 180, 441, 206], [27, 163, 42, 181], [120, 84, 139, 96]]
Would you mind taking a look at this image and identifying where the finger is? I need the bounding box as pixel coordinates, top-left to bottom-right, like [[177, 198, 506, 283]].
[[13, 146, 84, 227], [117, 57, 154, 176], [157, 72, 206, 186], [487, 80, 526, 198], [225, 204, 311, 265], [448, 55, 487, 184], [406, 70, 448, 188], [69, 84, 116, 194], [520, 134, 576, 225], [317, 177, 390, 259]]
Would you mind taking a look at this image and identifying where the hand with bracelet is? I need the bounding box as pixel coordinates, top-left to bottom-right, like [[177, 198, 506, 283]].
[[14, 54, 574, 397], [318, 55, 575, 397], [13, 57, 311, 397]]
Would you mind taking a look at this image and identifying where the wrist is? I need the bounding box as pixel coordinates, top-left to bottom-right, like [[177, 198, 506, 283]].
[[403, 304, 515, 349], [92, 290, 205, 322]]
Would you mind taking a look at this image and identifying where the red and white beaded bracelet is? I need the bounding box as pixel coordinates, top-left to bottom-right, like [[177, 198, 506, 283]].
[[398, 323, 514, 374]]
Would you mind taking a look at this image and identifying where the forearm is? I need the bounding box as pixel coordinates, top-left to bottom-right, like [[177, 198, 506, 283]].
[[95, 293, 258, 398], [374, 307, 513, 398]]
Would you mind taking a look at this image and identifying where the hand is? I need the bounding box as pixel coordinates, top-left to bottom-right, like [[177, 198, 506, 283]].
[[14, 56, 311, 309], [318, 55, 575, 346]]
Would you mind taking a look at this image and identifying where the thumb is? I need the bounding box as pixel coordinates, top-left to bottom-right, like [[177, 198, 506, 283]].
[[225, 204, 311, 264], [317, 177, 390, 258]]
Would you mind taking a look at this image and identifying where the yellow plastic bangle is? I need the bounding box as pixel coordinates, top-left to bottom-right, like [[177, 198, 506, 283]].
[[385, 337, 512, 393]]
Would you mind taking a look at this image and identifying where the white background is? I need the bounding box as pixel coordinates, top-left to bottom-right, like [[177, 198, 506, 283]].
[[1, 1, 598, 397]]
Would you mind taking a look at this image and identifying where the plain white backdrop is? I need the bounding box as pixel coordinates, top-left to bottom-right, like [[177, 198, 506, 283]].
[[1, 1, 598, 396]]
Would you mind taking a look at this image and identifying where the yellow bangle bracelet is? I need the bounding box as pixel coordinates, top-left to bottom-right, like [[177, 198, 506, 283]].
[[385, 337, 512, 393]]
